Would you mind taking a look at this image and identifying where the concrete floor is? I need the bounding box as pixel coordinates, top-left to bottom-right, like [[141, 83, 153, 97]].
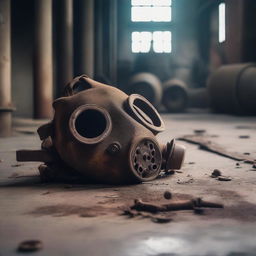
[[1, 112, 256, 256]]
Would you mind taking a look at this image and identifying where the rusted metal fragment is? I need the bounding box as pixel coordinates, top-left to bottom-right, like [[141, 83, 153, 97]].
[[130, 198, 223, 214], [16, 150, 54, 163], [218, 176, 232, 181], [17, 240, 43, 253], [37, 122, 53, 140], [178, 134, 255, 163]]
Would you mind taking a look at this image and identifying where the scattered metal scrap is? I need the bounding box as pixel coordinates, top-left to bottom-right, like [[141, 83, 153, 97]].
[[122, 190, 223, 223], [218, 176, 232, 181], [210, 169, 231, 181], [178, 134, 255, 163], [239, 135, 250, 139], [163, 190, 172, 199], [211, 169, 222, 177], [133, 197, 223, 212], [126, 197, 223, 215], [17, 240, 43, 253]]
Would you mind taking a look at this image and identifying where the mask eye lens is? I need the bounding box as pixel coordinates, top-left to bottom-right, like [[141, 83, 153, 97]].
[[75, 109, 107, 138], [126, 94, 165, 134], [69, 105, 112, 144]]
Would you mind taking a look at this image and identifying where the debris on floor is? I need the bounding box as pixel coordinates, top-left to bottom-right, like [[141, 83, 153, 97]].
[[217, 176, 232, 181], [178, 134, 255, 163], [239, 135, 250, 139], [177, 178, 194, 184], [211, 169, 222, 178], [163, 190, 172, 200], [122, 195, 223, 223], [11, 163, 23, 167], [193, 129, 206, 134], [17, 240, 43, 253]]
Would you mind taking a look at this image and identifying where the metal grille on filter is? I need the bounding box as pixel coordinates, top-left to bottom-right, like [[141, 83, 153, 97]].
[[132, 139, 161, 179]]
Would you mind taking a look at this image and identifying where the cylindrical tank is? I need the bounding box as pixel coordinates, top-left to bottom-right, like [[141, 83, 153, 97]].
[[188, 88, 209, 109], [162, 79, 188, 112], [207, 63, 256, 114], [162, 79, 209, 112], [126, 72, 162, 108]]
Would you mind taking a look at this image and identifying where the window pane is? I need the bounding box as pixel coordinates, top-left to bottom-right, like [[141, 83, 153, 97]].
[[132, 31, 171, 53], [132, 6, 171, 22], [163, 31, 171, 41], [163, 41, 172, 52], [218, 3, 226, 43], [152, 7, 171, 21], [132, 42, 141, 52], [141, 41, 151, 52], [132, 0, 171, 6], [131, 7, 151, 21], [153, 40, 163, 53], [131, 0, 152, 6], [152, 31, 172, 53], [140, 31, 152, 41], [131, 32, 152, 53], [151, 0, 171, 6]]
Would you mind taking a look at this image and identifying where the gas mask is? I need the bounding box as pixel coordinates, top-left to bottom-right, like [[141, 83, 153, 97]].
[[17, 75, 185, 184]]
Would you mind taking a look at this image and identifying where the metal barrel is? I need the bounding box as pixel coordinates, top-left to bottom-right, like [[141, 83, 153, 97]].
[[162, 79, 188, 113], [127, 73, 162, 108], [187, 88, 209, 109], [162, 79, 209, 112], [207, 63, 256, 114]]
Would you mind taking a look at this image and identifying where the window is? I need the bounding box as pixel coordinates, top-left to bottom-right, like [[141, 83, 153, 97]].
[[131, 0, 172, 22], [218, 3, 226, 43], [131, 31, 172, 53], [131, 0, 172, 53]]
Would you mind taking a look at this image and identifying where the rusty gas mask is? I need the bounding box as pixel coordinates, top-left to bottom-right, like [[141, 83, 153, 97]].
[[17, 75, 185, 184]]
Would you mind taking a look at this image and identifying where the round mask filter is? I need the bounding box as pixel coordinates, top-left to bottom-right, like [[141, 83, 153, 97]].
[[130, 138, 162, 181]]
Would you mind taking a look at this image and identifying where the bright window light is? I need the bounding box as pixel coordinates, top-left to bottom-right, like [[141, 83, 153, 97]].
[[132, 7, 152, 22], [153, 31, 172, 53], [218, 3, 226, 43], [132, 31, 171, 53], [132, 0, 151, 6], [151, 7, 171, 21], [132, 31, 152, 53], [132, 0, 171, 6], [131, 0, 172, 22]]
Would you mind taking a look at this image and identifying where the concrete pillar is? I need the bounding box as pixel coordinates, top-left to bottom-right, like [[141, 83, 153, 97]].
[[34, 0, 53, 119], [0, 0, 13, 136], [57, 0, 73, 89], [109, 0, 117, 84], [76, 0, 94, 78]]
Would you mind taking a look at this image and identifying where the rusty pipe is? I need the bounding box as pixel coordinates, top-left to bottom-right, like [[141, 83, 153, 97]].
[[0, 0, 13, 137], [76, 0, 94, 77], [34, 0, 53, 119], [162, 79, 209, 112], [126, 72, 162, 108], [207, 63, 256, 114], [56, 0, 73, 90]]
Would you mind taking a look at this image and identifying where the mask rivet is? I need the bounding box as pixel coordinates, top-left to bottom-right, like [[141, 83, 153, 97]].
[[106, 142, 121, 155]]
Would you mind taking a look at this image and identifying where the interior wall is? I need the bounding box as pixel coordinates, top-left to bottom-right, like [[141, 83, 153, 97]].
[[117, 0, 202, 88], [208, 0, 256, 71], [11, 0, 34, 118]]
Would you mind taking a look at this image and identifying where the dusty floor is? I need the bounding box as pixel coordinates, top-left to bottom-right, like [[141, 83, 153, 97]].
[[1, 112, 256, 256]]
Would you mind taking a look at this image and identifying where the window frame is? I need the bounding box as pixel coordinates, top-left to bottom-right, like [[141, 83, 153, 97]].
[[130, 0, 173, 54]]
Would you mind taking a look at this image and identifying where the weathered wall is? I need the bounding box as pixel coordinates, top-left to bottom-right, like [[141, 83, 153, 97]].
[[11, 0, 34, 118], [117, 0, 202, 88]]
